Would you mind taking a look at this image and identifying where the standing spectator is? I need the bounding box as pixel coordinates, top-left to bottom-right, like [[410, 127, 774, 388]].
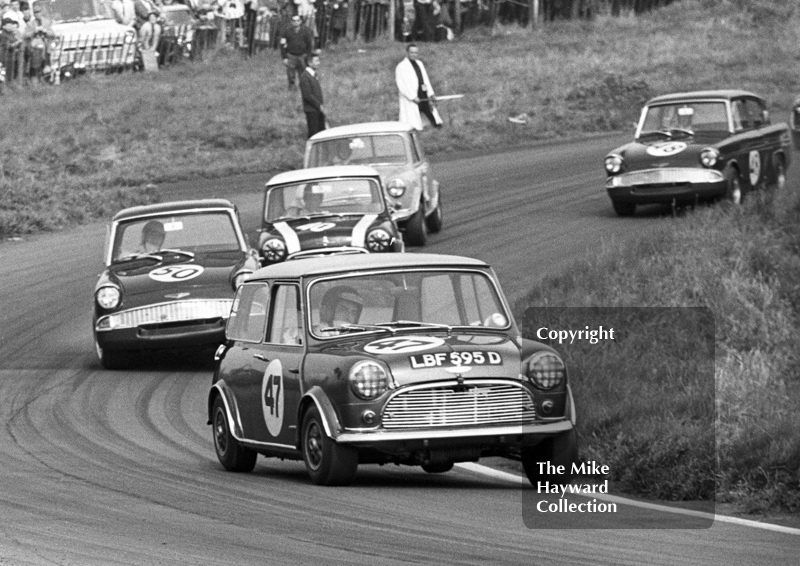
[[329, 0, 347, 43], [22, 2, 54, 80], [134, 0, 161, 28], [279, 13, 313, 89], [395, 43, 441, 131], [111, 0, 137, 25], [299, 52, 325, 138], [0, 16, 22, 83], [138, 11, 161, 69], [3, 0, 24, 28], [413, 0, 434, 41]]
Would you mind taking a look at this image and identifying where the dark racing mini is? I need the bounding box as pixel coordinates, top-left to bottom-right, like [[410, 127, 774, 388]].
[[208, 253, 578, 486]]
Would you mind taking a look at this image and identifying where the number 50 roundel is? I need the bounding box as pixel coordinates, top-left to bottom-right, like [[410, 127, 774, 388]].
[[261, 359, 284, 437]]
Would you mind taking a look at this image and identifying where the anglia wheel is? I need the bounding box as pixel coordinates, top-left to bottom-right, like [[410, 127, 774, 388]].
[[212, 396, 257, 473], [301, 405, 358, 486], [724, 165, 744, 204], [94, 336, 130, 370], [421, 462, 454, 474], [521, 428, 579, 488], [611, 199, 636, 217], [774, 156, 786, 191]]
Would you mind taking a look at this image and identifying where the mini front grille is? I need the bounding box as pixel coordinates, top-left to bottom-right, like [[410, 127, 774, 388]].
[[101, 299, 233, 329], [382, 382, 536, 429]]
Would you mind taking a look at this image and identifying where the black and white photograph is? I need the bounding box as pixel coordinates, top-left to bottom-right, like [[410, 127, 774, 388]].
[[1, 0, 799, 563]]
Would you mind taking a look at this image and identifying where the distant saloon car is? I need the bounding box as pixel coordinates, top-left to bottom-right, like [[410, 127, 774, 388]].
[[604, 90, 792, 216], [208, 253, 578, 486], [93, 199, 260, 369], [304, 122, 443, 246], [258, 165, 403, 265]]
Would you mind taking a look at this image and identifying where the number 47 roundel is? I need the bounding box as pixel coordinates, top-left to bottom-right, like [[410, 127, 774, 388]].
[[261, 359, 284, 437]]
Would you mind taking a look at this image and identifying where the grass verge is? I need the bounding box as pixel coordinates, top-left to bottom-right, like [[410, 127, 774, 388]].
[[515, 186, 800, 513], [3, 0, 800, 237]]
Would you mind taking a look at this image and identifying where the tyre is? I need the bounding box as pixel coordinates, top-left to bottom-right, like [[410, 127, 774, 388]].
[[405, 202, 428, 247], [94, 337, 130, 370], [724, 165, 743, 204], [611, 199, 636, 217], [301, 405, 358, 486], [425, 197, 443, 234], [212, 396, 257, 473], [521, 429, 579, 488], [421, 462, 454, 474], [773, 155, 786, 191]]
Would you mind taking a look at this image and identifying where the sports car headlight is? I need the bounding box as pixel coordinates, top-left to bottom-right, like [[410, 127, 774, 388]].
[[261, 238, 287, 262], [232, 271, 251, 290], [525, 352, 566, 390], [349, 360, 391, 400], [387, 178, 406, 198], [699, 147, 720, 168], [366, 228, 392, 252], [96, 286, 121, 310], [604, 154, 624, 174]]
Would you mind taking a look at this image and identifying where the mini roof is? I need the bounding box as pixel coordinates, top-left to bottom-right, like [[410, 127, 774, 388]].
[[308, 121, 413, 141], [265, 165, 382, 187], [248, 253, 490, 280]]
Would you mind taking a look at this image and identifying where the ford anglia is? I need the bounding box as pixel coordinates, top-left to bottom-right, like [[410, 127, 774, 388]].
[[93, 199, 260, 369], [208, 253, 578, 486], [604, 90, 791, 216]]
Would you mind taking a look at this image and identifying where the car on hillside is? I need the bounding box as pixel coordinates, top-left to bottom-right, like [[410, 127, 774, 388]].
[[93, 199, 260, 369], [257, 165, 403, 265], [43, 0, 137, 80], [207, 253, 578, 486], [604, 90, 792, 216], [304, 121, 443, 246]]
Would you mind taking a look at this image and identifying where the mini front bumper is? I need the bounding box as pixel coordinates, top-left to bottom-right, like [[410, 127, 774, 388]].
[[606, 167, 726, 204], [334, 419, 573, 448]]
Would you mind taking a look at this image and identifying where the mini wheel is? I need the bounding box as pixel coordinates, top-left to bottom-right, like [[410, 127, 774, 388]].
[[301, 405, 358, 486], [521, 428, 579, 488], [212, 396, 257, 473]]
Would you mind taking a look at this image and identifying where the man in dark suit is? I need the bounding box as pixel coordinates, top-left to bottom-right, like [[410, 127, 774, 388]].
[[299, 53, 326, 139]]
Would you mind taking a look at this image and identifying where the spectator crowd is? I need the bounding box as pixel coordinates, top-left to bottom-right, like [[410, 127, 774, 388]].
[[1, 0, 476, 89]]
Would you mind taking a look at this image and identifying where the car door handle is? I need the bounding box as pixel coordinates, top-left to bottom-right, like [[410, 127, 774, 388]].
[[253, 354, 269, 362], [288, 368, 299, 374]]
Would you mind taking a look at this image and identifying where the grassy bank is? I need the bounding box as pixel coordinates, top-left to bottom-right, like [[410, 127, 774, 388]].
[[1, 0, 799, 513], [516, 187, 800, 513], [3, 0, 800, 237]]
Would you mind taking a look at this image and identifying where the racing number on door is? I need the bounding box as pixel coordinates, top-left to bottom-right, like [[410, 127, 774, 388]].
[[261, 359, 285, 437], [264, 374, 281, 419]]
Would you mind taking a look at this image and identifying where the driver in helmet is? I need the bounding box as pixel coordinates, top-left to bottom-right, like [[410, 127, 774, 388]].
[[316, 285, 363, 334], [140, 220, 166, 253], [300, 183, 325, 214]]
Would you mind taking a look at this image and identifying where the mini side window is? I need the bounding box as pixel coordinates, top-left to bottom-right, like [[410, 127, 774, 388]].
[[226, 283, 270, 343], [268, 284, 302, 346]]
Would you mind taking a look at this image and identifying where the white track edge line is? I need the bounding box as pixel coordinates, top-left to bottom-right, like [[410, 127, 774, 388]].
[[455, 462, 800, 535]]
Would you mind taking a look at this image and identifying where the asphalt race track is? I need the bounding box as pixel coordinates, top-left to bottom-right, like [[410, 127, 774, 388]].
[[1, 135, 798, 564]]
